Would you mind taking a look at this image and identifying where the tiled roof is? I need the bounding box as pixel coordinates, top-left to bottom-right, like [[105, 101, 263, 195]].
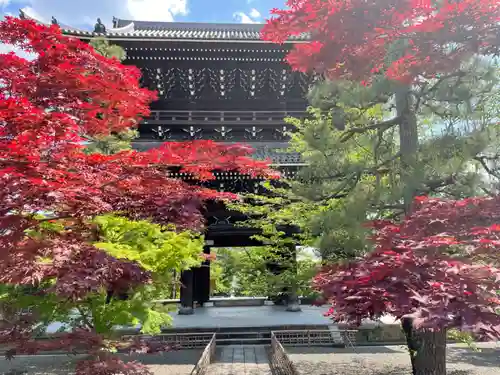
[[62, 19, 309, 42]]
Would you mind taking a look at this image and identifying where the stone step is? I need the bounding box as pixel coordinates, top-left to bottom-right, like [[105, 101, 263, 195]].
[[216, 337, 270, 346], [161, 324, 330, 334], [205, 345, 272, 375], [211, 325, 331, 346]]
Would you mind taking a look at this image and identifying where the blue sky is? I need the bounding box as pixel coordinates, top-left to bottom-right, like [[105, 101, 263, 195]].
[[0, 0, 285, 29]]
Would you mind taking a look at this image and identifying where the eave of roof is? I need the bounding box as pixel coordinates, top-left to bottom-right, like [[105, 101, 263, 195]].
[[60, 18, 309, 43], [17, 10, 308, 43]]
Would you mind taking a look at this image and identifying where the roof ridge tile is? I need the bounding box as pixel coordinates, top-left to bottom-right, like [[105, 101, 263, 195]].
[[62, 20, 310, 42]]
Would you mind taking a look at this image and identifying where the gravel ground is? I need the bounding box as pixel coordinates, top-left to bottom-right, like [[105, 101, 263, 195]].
[[286, 343, 500, 375], [3, 343, 499, 375], [0, 349, 203, 375]]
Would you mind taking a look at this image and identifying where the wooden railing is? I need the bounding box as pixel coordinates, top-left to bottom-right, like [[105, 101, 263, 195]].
[[271, 329, 358, 349], [269, 332, 299, 375], [144, 110, 306, 125], [122, 332, 215, 349], [190, 333, 217, 375]]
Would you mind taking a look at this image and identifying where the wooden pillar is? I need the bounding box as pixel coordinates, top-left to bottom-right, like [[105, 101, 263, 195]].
[[178, 269, 194, 315], [194, 246, 211, 306]]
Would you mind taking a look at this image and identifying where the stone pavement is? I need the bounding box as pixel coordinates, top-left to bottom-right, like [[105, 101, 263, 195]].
[[166, 306, 400, 331], [46, 306, 402, 333], [169, 306, 331, 329], [46, 305, 333, 333], [0, 349, 202, 375], [205, 345, 272, 375], [287, 342, 500, 375], [168, 306, 399, 330]]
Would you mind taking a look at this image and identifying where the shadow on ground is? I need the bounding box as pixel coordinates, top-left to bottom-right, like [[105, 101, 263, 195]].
[[0, 349, 203, 375], [286, 344, 499, 375], [447, 347, 500, 367], [285, 346, 407, 354], [1, 356, 77, 375], [127, 349, 203, 365]]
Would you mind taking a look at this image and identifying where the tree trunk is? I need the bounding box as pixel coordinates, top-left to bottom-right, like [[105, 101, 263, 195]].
[[284, 243, 302, 312], [395, 85, 419, 211], [402, 318, 447, 375], [396, 79, 445, 375], [285, 290, 301, 312]]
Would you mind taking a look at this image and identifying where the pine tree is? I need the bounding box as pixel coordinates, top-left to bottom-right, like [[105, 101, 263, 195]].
[[261, 0, 500, 371], [90, 37, 126, 61]]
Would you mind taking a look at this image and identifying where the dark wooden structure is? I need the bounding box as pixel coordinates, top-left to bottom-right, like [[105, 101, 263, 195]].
[[61, 18, 312, 314]]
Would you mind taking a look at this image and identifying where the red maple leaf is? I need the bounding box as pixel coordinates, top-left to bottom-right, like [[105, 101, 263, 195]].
[[0, 17, 276, 374], [261, 0, 500, 83], [314, 196, 500, 339]]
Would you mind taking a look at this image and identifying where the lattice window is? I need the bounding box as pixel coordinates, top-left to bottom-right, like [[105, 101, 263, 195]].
[[271, 329, 358, 348]]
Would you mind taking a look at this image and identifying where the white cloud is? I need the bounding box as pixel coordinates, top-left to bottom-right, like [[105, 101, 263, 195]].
[[249, 8, 261, 19], [233, 11, 258, 24], [0, 3, 37, 60], [21, 6, 48, 23], [0, 43, 37, 61], [126, 0, 188, 22], [6, 0, 189, 29]]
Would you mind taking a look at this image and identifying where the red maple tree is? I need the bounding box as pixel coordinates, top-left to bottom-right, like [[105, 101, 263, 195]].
[[263, 3, 500, 372], [262, 0, 500, 83], [0, 17, 275, 374], [314, 196, 500, 372], [315, 196, 500, 336]]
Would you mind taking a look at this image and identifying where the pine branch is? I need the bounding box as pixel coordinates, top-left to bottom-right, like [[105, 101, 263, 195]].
[[479, 186, 496, 197], [474, 155, 500, 179], [420, 71, 467, 97], [340, 116, 401, 142], [370, 203, 405, 210], [422, 102, 453, 119], [303, 152, 401, 182], [421, 175, 457, 193], [319, 172, 361, 201]]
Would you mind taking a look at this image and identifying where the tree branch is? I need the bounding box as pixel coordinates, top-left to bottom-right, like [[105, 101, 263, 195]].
[[35, 215, 73, 223], [340, 116, 401, 142], [319, 172, 361, 201], [76, 306, 94, 329], [420, 71, 467, 97], [422, 102, 453, 119], [474, 156, 500, 179], [370, 203, 405, 211], [480, 186, 496, 197], [420, 175, 456, 193], [303, 152, 401, 183]]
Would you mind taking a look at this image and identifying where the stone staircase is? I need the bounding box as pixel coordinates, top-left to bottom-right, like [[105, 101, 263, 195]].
[[205, 345, 272, 375], [162, 324, 331, 346]]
